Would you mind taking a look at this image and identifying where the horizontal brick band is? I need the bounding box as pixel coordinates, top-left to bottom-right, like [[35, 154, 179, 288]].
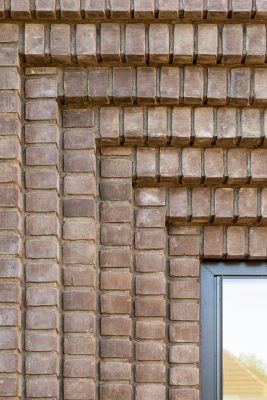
[[23, 67, 267, 106], [21, 23, 267, 65], [4, 0, 267, 22]]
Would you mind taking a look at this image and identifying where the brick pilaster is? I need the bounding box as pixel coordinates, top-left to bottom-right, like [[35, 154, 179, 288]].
[[0, 24, 22, 399], [62, 108, 96, 399], [24, 68, 60, 398]]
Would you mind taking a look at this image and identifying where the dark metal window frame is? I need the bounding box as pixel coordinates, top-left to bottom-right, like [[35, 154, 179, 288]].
[[201, 262, 267, 400]]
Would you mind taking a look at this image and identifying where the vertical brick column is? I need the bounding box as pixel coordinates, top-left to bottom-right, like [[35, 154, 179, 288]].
[[25, 68, 60, 398], [134, 188, 167, 400], [99, 148, 133, 400], [0, 24, 22, 398], [168, 225, 200, 400], [62, 109, 96, 400]]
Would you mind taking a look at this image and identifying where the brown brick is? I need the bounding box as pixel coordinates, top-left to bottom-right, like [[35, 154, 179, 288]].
[[170, 302, 199, 321], [26, 191, 58, 213], [100, 202, 131, 223], [25, 24, 45, 63], [170, 366, 199, 386], [204, 226, 224, 258], [101, 224, 131, 246], [76, 24, 96, 64], [26, 214, 58, 236], [160, 67, 180, 105], [0, 209, 21, 230], [26, 353, 58, 375], [170, 345, 199, 364], [64, 290, 95, 311], [136, 385, 165, 400], [137, 67, 156, 104], [149, 24, 169, 64], [207, 0, 228, 19], [246, 25, 266, 64], [135, 188, 166, 206], [36, 0, 56, 19], [100, 361, 131, 380], [64, 336, 95, 355], [101, 24, 120, 62], [50, 24, 71, 63], [170, 281, 199, 299], [136, 342, 165, 361], [64, 129, 94, 150], [230, 68, 251, 105], [101, 271, 132, 291], [11, 0, 31, 18], [136, 321, 165, 340], [0, 353, 20, 373], [135, 252, 165, 273], [63, 241, 95, 264], [64, 358, 95, 378], [135, 299, 165, 317], [0, 24, 19, 42], [64, 266, 95, 288], [183, 0, 203, 19], [256, 0, 267, 19], [100, 107, 120, 143], [64, 312, 95, 333], [27, 308, 58, 330], [135, 229, 165, 250], [214, 188, 234, 223], [60, 0, 81, 19], [113, 67, 133, 103], [0, 187, 19, 207], [170, 258, 199, 278], [136, 364, 165, 383], [172, 107, 191, 145], [173, 24, 194, 64], [222, 25, 243, 63], [182, 148, 202, 184], [100, 339, 132, 359], [170, 236, 199, 256], [63, 219, 95, 241], [26, 145, 58, 166], [194, 107, 214, 146], [250, 228, 267, 259], [136, 147, 156, 182], [251, 149, 267, 183], [64, 151, 95, 173], [26, 99, 58, 121], [26, 261, 58, 283], [64, 199, 95, 218], [0, 235, 21, 256], [125, 24, 146, 64], [204, 148, 224, 184], [170, 322, 199, 343], [101, 384, 132, 400], [207, 68, 227, 105], [238, 188, 258, 223], [101, 294, 131, 314], [64, 175, 96, 196], [64, 380, 95, 400], [26, 238, 58, 259], [183, 67, 204, 105], [198, 24, 218, 64], [191, 188, 211, 223], [170, 388, 199, 400], [148, 107, 168, 145], [25, 122, 59, 144], [84, 0, 106, 18], [110, 0, 130, 18], [25, 77, 57, 99], [100, 248, 132, 268], [136, 275, 165, 295], [158, 0, 179, 18], [64, 67, 87, 103], [136, 207, 165, 228], [63, 109, 94, 128], [232, 0, 252, 19], [227, 226, 246, 258], [26, 168, 59, 190], [26, 377, 59, 398], [216, 108, 237, 146], [227, 148, 247, 184], [134, 0, 155, 18], [101, 317, 131, 336]]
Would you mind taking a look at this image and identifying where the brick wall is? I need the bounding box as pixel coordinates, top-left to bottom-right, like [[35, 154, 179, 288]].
[[0, 1, 267, 398]]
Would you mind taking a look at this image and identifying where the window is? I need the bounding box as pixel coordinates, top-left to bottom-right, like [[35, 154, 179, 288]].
[[201, 263, 267, 400]]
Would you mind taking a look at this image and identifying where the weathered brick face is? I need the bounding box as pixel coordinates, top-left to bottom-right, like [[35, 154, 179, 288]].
[[0, 2, 267, 398]]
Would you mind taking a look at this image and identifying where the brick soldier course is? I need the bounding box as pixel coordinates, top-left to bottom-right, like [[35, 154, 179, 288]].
[[0, 0, 267, 399]]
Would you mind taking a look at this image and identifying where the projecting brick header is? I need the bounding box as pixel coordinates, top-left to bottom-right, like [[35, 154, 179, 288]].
[[0, 6, 267, 400]]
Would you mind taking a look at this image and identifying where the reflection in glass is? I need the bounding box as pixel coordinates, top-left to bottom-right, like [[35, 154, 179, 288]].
[[223, 279, 267, 400]]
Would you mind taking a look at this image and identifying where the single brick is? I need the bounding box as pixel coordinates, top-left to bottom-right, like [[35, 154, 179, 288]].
[[255, 0, 267, 19], [241, 108, 262, 146], [125, 24, 146, 64], [11, 0, 31, 18], [183, 0, 203, 19], [172, 107, 191, 145], [26, 377, 59, 398], [101, 224, 131, 246], [194, 107, 214, 145], [170, 345, 199, 364], [204, 226, 224, 258], [173, 24, 194, 64], [222, 25, 243, 64], [26, 168, 59, 190], [25, 24, 45, 63], [76, 24, 96, 64], [26, 352, 58, 375], [251, 149, 267, 183], [100, 181, 132, 201], [238, 188, 258, 223], [26, 190, 58, 212], [250, 228, 267, 259], [63, 109, 94, 128], [198, 24, 218, 64], [136, 147, 156, 183], [113, 67, 133, 103], [100, 361, 131, 380], [170, 302, 199, 321], [160, 67, 180, 104], [64, 175, 96, 196], [204, 148, 224, 184], [135, 298, 166, 317], [101, 317, 131, 336], [148, 107, 168, 145], [63, 241, 96, 264], [64, 312, 95, 333], [160, 148, 179, 182], [50, 24, 71, 63], [26, 214, 58, 236], [136, 275, 165, 295], [35, 0, 56, 19], [136, 207, 165, 228], [170, 366, 199, 386], [227, 148, 248, 184], [64, 381, 95, 400], [246, 25, 266, 64], [182, 148, 202, 184], [169, 322, 199, 343], [149, 24, 170, 64], [60, 0, 81, 19], [135, 252, 166, 273], [110, 0, 131, 18], [227, 226, 246, 258], [135, 188, 166, 206], [191, 188, 211, 223], [158, 0, 179, 19], [64, 291, 96, 311], [26, 261, 58, 283], [26, 145, 58, 166], [64, 150, 95, 173], [100, 107, 120, 143], [84, 0, 106, 18], [170, 281, 199, 299], [135, 229, 165, 250], [26, 99, 58, 121], [135, 364, 165, 383], [134, 0, 155, 18], [254, 69, 267, 105], [64, 67, 87, 104], [101, 271, 132, 291], [207, 68, 227, 105], [88, 67, 109, 103], [64, 358, 95, 378], [26, 308, 58, 330], [136, 321, 165, 340], [101, 294, 131, 314], [169, 235, 200, 256], [100, 202, 132, 223], [207, 0, 228, 19], [64, 266, 95, 287], [136, 342, 165, 361], [64, 128, 94, 150], [137, 67, 156, 104], [214, 188, 234, 223], [101, 24, 121, 62], [183, 67, 204, 105], [64, 336, 95, 355], [100, 384, 131, 400], [169, 189, 188, 222], [136, 385, 165, 400], [230, 68, 251, 105], [25, 77, 57, 99], [232, 0, 252, 19]]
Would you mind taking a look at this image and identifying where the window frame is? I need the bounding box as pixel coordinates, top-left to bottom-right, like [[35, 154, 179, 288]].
[[201, 262, 267, 400]]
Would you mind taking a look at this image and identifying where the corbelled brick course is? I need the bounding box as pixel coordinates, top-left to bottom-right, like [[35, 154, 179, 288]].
[[0, 7, 267, 400]]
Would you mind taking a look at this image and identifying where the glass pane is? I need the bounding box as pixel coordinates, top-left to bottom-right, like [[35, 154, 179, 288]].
[[223, 278, 267, 400]]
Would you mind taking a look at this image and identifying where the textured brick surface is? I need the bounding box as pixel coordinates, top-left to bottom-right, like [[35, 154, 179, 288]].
[[0, 8, 267, 400]]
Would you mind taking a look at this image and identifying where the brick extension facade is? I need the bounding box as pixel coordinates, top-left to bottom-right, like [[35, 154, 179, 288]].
[[1, 0, 267, 399]]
